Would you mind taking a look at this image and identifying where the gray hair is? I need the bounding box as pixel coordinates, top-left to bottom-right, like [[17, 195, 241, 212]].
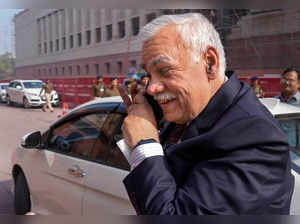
[[139, 13, 226, 77]]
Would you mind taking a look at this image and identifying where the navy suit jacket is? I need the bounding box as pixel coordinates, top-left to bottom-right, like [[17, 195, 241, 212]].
[[123, 74, 295, 215]]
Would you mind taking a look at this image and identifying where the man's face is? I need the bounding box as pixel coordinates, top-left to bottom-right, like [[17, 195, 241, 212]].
[[97, 78, 103, 83], [112, 79, 118, 86], [280, 71, 300, 95], [141, 77, 149, 86], [142, 25, 212, 124]]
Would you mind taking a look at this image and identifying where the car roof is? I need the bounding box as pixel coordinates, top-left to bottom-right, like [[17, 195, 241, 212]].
[[10, 79, 43, 83], [260, 98, 300, 115]]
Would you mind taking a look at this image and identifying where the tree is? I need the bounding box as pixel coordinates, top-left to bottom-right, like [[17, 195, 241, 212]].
[[0, 52, 15, 80]]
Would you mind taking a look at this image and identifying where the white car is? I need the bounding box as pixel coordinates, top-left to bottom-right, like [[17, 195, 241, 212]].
[[11, 97, 300, 215], [0, 82, 9, 103], [6, 80, 59, 108]]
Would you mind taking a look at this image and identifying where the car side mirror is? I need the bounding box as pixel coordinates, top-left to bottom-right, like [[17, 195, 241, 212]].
[[21, 131, 42, 149]]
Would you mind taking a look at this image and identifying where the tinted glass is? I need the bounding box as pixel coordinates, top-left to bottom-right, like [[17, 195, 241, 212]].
[[49, 113, 108, 159], [90, 113, 130, 170], [1, 85, 8, 89], [277, 117, 300, 158], [23, 82, 44, 88]]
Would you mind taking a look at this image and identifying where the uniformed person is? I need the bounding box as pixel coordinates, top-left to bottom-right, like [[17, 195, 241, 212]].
[[250, 76, 264, 98], [40, 79, 54, 112], [91, 75, 106, 100], [105, 77, 120, 97]]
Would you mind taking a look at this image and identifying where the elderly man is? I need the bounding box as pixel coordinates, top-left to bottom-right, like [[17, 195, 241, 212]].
[[275, 68, 300, 107], [118, 13, 294, 215]]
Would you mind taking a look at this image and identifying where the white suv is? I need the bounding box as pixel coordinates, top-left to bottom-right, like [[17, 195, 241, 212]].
[[6, 80, 59, 108]]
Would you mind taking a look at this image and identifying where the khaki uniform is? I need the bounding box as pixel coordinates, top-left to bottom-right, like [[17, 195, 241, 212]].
[[105, 87, 120, 97], [41, 82, 54, 112], [91, 82, 106, 99], [252, 85, 264, 98]]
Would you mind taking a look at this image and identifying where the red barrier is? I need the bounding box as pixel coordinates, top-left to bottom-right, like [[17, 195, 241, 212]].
[[0, 75, 281, 108]]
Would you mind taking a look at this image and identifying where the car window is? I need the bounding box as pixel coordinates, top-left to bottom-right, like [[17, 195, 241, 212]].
[[48, 113, 108, 160], [23, 82, 44, 88], [277, 117, 300, 157], [1, 85, 8, 89], [90, 113, 130, 171], [8, 82, 15, 88]]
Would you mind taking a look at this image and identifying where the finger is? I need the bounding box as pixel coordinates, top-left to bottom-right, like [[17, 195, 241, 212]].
[[133, 91, 148, 105], [130, 82, 139, 101], [117, 84, 132, 108]]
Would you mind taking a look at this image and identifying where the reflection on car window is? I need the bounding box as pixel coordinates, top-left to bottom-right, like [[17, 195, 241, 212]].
[[278, 117, 300, 157], [23, 82, 44, 88], [49, 113, 108, 160], [91, 113, 130, 171]]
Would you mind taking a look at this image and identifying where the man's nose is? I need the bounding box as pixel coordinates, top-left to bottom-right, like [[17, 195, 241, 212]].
[[147, 80, 164, 96]]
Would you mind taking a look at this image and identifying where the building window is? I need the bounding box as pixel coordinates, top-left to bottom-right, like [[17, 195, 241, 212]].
[[49, 68, 52, 76], [85, 64, 89, 75], [56, 39, 59, 51], [38, 69, 41, 76], [55, 67, 58, 75], [118, 21, 125, 38], [68, 66, 72, 75], [117, 61, 123, 73], [38, 43, 42, 55], [131, 17, 140, 36], [61, 67, 65, 76], [146, 13, 156, 23], [44, 42, 47, 54], [62, 37, 66, 50], [86, 30, 91, 45], [44, 69, 47, 76], [104, 62, 110, 74], [77, 65, 81, 75], [95, 27, 101, 43], [50, 41, 53, 53], [77, 33, 82, 47], [106, 24, 112, 41], [70, 35, 74, 48], [95, 63, 99, 74]]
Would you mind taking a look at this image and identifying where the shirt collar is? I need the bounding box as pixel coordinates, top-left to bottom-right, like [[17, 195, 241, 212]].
[[278, 91, 300, 102]]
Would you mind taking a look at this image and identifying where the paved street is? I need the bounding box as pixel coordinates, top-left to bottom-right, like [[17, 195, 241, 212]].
[[0, 103, 62, 214]]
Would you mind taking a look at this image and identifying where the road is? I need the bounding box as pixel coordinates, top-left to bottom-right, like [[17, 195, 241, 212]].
[[0, 103, 62, 214]]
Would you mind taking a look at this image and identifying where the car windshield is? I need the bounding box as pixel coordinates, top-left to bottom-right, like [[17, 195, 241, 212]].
[[276, 115, 300, 158], [23, 82, 43, 89], [1, 85, 8, 89]]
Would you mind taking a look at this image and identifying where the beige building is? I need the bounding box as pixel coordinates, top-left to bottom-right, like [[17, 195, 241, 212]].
[[14, 9, 161, 79]]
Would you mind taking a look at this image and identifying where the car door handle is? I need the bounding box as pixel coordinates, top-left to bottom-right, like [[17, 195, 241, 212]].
[[68, 165, 86, 178]]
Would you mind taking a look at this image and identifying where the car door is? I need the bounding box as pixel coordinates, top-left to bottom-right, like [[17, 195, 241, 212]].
[[27, 112, 109, 214], [14, 81, 23, 104], [7, 81, 16, 102], [82, 112, 135, 215]]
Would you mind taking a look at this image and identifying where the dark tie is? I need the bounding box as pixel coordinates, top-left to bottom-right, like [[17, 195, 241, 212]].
[[164, 124, 187, 147]]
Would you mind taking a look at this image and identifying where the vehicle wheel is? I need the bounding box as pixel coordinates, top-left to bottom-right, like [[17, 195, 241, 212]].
[[6, 95, 12, 106], [23, 97, 30, 109], [14, 172, 31, 215]]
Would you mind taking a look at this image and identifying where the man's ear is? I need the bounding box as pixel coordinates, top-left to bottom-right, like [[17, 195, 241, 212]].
[[204, 47, 219, 80]]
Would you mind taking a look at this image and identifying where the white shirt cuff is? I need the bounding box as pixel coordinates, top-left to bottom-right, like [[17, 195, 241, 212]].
[[130, 142, 164, 171]]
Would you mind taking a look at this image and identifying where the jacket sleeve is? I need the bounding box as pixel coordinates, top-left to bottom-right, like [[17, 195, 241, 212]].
[[123, 116, 294, 215]]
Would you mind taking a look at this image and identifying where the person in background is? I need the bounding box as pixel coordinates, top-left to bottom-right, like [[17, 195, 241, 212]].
[[250, 76, 264, 98], [118, 13, 294, 215], [105, 77, 120, 97], [130, 74, 150, 96], [90, 75, 106, 100], [275, 68, 300, 107], [40, 80, 54, 112]]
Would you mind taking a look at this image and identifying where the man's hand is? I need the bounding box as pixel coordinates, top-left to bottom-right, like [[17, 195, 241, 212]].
[[118, 84, 160, 149]]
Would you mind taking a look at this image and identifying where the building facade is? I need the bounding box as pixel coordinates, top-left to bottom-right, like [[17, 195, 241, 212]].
[[15, 9, 300, 79], [14, 9, 162, 79]]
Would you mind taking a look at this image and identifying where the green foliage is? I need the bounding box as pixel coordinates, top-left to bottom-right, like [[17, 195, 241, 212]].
[[0, 52, 15, 80]]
